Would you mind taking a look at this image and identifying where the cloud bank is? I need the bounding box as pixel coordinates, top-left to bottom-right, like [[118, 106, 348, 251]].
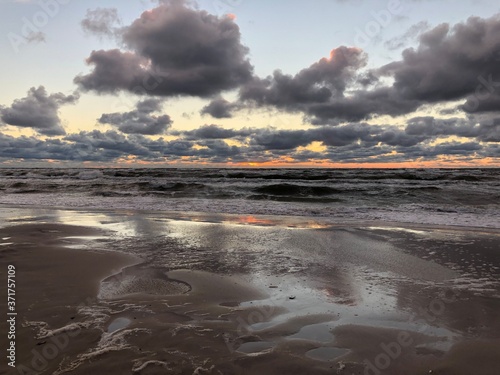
[[99, 98, 172, 135], [0, 86, 79, 136], [75, 0, 253, 98], [0, 1, 499, 166]]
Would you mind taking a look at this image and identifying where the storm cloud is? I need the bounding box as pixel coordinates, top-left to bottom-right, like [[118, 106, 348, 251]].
[[378, 16, 500, 103], [0, 86, 79, 136], [75, 0, 253, 98], [98, 98, 172, 135], [240, 47, 367, 112], [403, 114, 500, 143], [201, 97, 238, 119], [177, 124, 251, 140], [1, 111, 498, 165], [1, 3, 499, 166], [238, 15, 500, 124]]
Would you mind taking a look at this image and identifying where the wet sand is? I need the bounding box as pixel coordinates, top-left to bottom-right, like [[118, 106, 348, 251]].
[[0, 207, 499, 374]]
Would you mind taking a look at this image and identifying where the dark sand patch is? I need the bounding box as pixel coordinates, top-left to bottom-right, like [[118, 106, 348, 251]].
[[0, 223, 140, 375]]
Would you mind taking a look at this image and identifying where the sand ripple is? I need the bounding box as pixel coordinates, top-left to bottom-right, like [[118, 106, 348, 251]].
[[98, 266, 191, 299]]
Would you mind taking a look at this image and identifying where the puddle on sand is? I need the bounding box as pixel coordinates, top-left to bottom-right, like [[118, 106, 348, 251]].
[[289, 322, 335, 343], [62, 236, 108, 249], [107, 317, 132, 333], [237, 341, 275, 354], [306, 347, 349, 362]]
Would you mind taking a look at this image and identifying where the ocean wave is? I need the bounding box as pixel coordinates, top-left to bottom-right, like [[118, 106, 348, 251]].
[[0, 168, 498, 228], [226, 172, 329, 181], [247, 194, 341, 203], [91, 191, 137, 197], [77, 170, 103, 180], [253, 184, 342, 196], [149, 182, 207, 192]]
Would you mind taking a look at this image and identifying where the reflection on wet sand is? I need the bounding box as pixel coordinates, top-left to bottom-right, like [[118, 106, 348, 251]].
[[0, 207, 499, 374]]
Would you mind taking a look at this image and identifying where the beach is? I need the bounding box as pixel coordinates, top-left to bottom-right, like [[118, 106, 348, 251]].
[[1, 0, 500, 369], [0, 206, 499, 374]]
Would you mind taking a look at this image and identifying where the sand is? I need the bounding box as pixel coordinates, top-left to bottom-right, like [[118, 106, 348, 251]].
[[0, 207, 499, 374]]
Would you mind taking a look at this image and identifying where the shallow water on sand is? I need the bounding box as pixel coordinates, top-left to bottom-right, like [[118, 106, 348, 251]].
[[107, 317, 132, 333], [1, 207, 500, 374]]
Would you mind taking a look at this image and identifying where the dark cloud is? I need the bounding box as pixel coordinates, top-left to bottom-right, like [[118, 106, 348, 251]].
[[406, 116, 476, 137], [0, 118, 497, 164], [176, 117, 498, 158], [75, 0, 253, 98], [0, 134, 81, 161], [318, 123, 426, 147], [234, 44, 423, 123], [2, 7, 499, 165], [81, 8, 121, 38], [73, 4, 500, 131], [176, 122, 431, 155], [305, 87, 422, 123], [177, 124, 251, 140], [63, 130, 243, 162], [65, 130, 153, 159], [378, 16, 500, 103], [462, 91, 500, 114], [0, 131, 154, 162], [481, 143, 500, 157], [74, 49, 151, 94], [136, 98, 162, 113], [249, 129, 311, 150], [396, 142, 483, 161], [240, 47, 367, 111], [98, 98, 172, 135], [237, 15, 500, 124], [405, 116, 500, 142], [0, 86, 79, 136], [201, 97, 238, 118], [477, 118, 500, 143], [196, 139, 242, 159]]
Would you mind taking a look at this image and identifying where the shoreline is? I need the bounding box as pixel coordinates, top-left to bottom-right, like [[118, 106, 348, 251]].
[[0, 206, 499, 374], [1, 203, 500, 234]]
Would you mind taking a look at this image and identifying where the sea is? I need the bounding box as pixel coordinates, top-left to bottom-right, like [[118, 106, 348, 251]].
[[0, 168, 498, 229]]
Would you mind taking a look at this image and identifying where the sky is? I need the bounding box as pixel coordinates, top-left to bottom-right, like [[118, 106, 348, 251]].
[[0, 0, 499, 168]]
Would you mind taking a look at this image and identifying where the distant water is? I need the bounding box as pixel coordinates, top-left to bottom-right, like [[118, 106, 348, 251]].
[[0, 168, 498, 228]]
